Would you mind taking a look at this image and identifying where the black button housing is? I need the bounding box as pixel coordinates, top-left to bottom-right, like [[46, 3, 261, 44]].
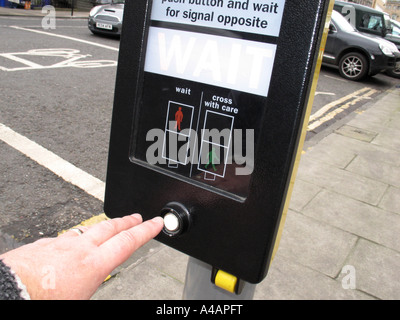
[[161, 202, 191, 237]]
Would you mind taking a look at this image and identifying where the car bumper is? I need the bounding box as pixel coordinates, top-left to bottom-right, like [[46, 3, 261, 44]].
[[370, 53, 400, 74], [88, 17, 122, 36]]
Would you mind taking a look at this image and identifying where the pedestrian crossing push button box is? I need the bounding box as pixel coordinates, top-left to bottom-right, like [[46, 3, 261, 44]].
[[105, 0, 333, 283]]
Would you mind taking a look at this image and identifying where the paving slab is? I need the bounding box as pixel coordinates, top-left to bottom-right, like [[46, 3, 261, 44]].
[[288, 179, 322, 212], [275, 210, 358, 278], [378, 186, 400, 215], [371, 127, 400, 150], [346, 155, 400, 188], [254, 255, 373, 300], [302, 189, 400, 252], [92, 259, 185, 300], [296, 158, 388, 205], [303, 138, 356, 169], [345, 239, 400, 300], [309, 132, 400, 168], [92, 245, 187, 300]]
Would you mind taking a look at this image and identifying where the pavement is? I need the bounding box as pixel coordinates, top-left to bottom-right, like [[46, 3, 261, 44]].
[[1, 6, 400, 300]]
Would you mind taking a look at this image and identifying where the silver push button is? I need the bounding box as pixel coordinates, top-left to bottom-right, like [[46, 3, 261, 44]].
[[163, 212, 180, 233]]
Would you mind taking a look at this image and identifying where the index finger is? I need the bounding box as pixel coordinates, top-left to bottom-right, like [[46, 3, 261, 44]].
[[82, 214, 143, 246], [96, 217, 164, 271]]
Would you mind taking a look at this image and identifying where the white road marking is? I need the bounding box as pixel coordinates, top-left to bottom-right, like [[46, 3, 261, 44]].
[[0, 48, 117, 72], [15, 26, 88, 28], [0, 27, 115, 202], [10, 26, 119, 52], [315, 91, 336, 96], [0, 52, 43, 68], [0, 123, 105, 202], [323, 74, 348, 82]]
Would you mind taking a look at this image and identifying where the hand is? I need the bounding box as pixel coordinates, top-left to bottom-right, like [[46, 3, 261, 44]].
[[0, 214, 164, 300]]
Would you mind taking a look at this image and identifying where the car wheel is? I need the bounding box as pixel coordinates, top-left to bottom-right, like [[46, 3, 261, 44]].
[[338, 52, 368, 81], [385, 65, 400, 79]]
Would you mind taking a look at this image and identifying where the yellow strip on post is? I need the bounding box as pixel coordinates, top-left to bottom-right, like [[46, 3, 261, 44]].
[[214, 270, 238, 294]]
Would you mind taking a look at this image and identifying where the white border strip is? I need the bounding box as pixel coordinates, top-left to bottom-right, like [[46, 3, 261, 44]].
[[10, 26, 119, 52], [0, 123, 105, 202]]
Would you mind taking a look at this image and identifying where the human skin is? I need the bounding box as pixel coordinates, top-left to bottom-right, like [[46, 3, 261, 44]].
[[0, 214, 164, 300]]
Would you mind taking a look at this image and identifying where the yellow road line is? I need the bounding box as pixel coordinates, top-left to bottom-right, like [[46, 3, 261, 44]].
[[309, 87, 371, 122], [58, 213, 109, 236], [308, 88, 378, 131]]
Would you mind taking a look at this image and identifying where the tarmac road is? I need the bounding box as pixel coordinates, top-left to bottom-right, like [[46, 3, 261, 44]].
[[0, 15, 117, 246]]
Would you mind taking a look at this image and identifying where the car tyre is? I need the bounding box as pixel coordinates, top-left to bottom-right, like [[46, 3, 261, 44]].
[[338, 52, 368, 81], [385, 65, 400, 79]]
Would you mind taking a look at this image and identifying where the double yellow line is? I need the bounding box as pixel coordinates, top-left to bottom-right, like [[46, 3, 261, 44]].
[[308, 87, 379, 132]]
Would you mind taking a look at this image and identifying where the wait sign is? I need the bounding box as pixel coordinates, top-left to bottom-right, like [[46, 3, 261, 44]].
[[145, 27, 277, 97]]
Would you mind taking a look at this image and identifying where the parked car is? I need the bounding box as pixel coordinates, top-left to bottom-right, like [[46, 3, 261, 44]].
[[323, 10, 400, 81], [385, 20, 400, 78], [334, 1, 400, 49], [334, 0, 400, 78], [88, 0, 124, 36], [334, 1, 392, 38], [388, 19, 400, 50], [392, 19, 400, 36]]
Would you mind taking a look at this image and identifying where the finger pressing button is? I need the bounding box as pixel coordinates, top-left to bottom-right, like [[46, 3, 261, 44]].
[[161, 202, 191, 237]]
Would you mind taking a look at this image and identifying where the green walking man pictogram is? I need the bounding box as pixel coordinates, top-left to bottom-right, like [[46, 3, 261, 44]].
[[205, 147, 220, 172]]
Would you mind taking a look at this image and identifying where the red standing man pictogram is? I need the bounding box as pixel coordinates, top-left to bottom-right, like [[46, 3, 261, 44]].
[[174, 107, 183, 131]]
